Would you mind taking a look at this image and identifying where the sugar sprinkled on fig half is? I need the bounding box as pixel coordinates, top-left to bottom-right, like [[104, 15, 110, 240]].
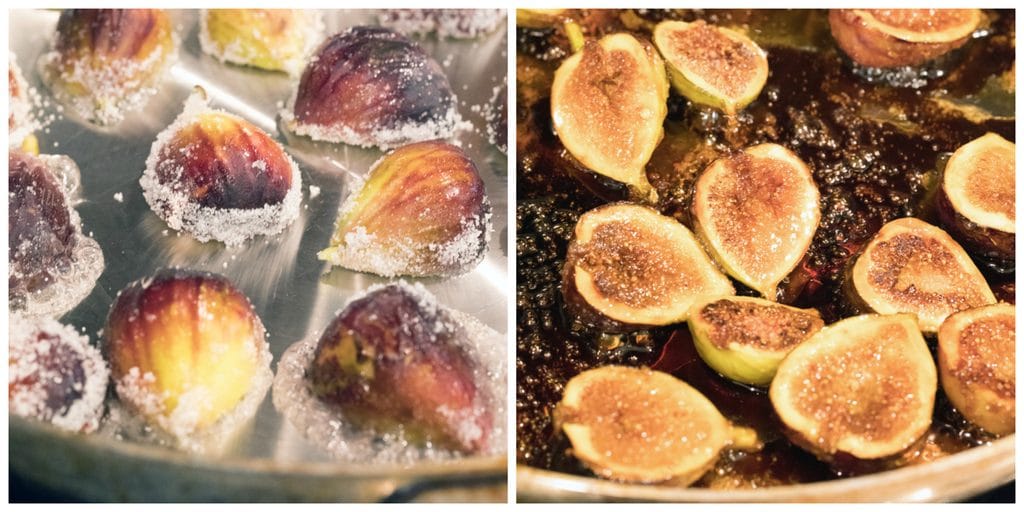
[[379, 9, 506, 39], [937, 303, 1015, 436], [556, 365, 759, 485], [846, 217, 995, 333], [688, 296, 824, 387], [141, 87, 303, 247], [770, 314, 936, 462], [40, 9, 177, 126], [551, 33, 668, 203], [199, 9, 324, 77], [9, 315, 109, 434], [318, 140, 490, 278], [829, 9, 982, 69], [272, 281, 506, 461], [653, 20, 768, 115], [693, 143, 821, 300], [103, 268, 273, 452], [562, 202, 734, 332], [283, 26, 462, 150], [9, 150, 104, 319]]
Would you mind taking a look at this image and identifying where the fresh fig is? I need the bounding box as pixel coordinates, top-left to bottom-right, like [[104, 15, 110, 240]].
[[199, 9, 322, 76], [937, 303, 1015, 436], [935, 133, 1015, 262], [9, 315, 109, 433], [693, 143, 821, 300], [318, 140, 490, 278], [9, 56, 35, 149], [140, 88, 303, 246], [41, 9, 176, 125], [846, 217, 996, 333], [309, 283, 497, 453], [770, 314, 936, 461], [829, 9, 982, 68], [652, 20, 769, 114], [104, 268, 272, 445], [9, 150, 103, 318], [562, 203, 734, 332], [285, 26, 459, 150], [551, 33, 668, 202], [688, 296, 824, 387], [379, 9, 505, 39], [556, 365, 759, 485]]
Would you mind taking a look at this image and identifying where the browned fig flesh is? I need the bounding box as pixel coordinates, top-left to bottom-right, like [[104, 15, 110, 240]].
[[829, 9, 982, 68]]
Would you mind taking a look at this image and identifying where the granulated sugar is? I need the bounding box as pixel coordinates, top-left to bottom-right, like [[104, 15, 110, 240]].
[[197, 9, 324, 77]]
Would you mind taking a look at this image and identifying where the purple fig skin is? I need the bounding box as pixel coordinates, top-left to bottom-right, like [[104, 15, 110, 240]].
[[309, 284, 492, 453], [935, 188, 1014, 263], [8, 151, 76, 298], [291, 26, 457, 146]]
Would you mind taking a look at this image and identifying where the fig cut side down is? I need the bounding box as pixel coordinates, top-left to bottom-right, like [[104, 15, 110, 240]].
[[846, 217, 996, 333], [770, 314, 937, 462], [693, 143, 821, 301], [551, 33, 669, 203], [828, 9, 982, 69], [937, 303, 1015, 436], [562, 203, 734, 333]]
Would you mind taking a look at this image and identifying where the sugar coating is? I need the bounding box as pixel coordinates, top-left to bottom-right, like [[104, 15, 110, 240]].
[[272, 281, 506, 462], [39, 30, 178, 126], [8, 315, 109, 433], [9, 54, 39, 148], [140, 89, 303, 247], [198, 9, 325, 77], [378, 9, 506, 39], [10, 154, 105, 319]]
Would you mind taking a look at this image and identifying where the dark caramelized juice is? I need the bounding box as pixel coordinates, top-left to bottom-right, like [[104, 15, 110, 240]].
[[516, 9, 1014, 488]]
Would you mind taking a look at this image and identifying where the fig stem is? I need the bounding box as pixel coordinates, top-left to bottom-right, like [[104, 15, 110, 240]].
[[565, 21, 585, 53], [729, 425, 763, 452]]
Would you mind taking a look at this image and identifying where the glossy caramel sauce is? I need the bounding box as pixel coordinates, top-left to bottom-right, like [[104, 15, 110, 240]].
[[517, 9, 1014, 488]]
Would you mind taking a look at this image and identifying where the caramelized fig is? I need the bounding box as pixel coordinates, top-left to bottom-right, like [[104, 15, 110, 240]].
[[9, 150, 103, 318], [935, 133, 1015, 262], [318, 140, 489, 277], [551, 33, 668, 202], [693, 143, 821, 300], [829, 9, 982, 68], [562, 203, 734, 332], [141, 88, 302, 246], [379, 9, 505, 39], [309, 283, 497, 453], [937, 303, 1015, 435], [688, 296, 824, 387], [653, 20, 768, 114], [41, 9, 176, 125], [285, 26, 459, 150], [556, 365, 759, 485], [516, 9, 569, 29], [200, 9, 322, 76], [9, 315, 109, 433], [770, 314, 936, 461], [9, 55, 36, 149], [104, 269, 272, 447], [846, 217, 996, 333]]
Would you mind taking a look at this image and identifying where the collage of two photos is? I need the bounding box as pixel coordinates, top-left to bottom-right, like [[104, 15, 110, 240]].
[[5, 5, 1017, 504]]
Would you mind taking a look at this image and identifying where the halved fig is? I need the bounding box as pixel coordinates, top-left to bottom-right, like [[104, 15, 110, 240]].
[[516, 9, 569, 29], [200, 9, 322, 76], [652, 20, 768, 114], [9, 56, 35, 149], [563, 203, 734, 332], [688, 296, 824, 387], [937, 303, 1015, 435], [936, 133, 1015, 262], [556, 365, 758, 485], [551, 33, 668, 202], [693, 143, 821, 300], [846, 217, 996, 333], [829, 9, 982, 68], [770, 314, 936, 461]]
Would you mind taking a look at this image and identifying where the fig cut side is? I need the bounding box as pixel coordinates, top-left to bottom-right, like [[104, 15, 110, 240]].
[[847, 217, 996, 333], [937, 303, 1015, 436], [556, 365, 749, 486], [551, 33, 668, 203], [563, 203, 734, 332], [829, 9, 982, 69], [693, 143, 821, 301], [688, 296, 824, 387], [770, 314, 936, 462], [653, 20, 769, 114]]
